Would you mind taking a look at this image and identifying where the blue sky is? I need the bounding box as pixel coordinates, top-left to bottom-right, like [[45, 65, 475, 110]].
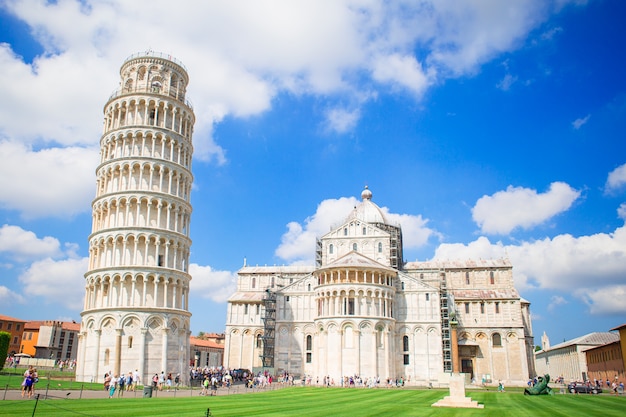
[[1, 0, 625, 348]]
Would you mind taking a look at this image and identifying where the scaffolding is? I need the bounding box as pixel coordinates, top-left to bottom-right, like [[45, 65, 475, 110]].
[[261, 290, 277, 368], [440, 271, 452, 372]]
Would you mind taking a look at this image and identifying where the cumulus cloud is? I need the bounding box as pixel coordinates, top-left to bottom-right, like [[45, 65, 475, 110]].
[[547, 295, 568, 312], [433, 223, 626, 316], [0, 1, 586, 219], [275, 195, 436, 263], [0, 224, 62, 261], [605, 163, 626, 193], [371, 53, 432, 96], [0, 141, 97, 219], [19, 257, 89, 310], [472, 182, 581, 235], [189, 263, 238, 303], [572, 114, 591, 129], [497, 73, 518, 91], [325, 107, 361, 134], [578, 285, 626, 315], [0, 285, 26, 306]]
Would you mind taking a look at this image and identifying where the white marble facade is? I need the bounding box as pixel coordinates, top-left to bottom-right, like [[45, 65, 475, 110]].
[[76, 52, 194, 385], [224, 187, 535, 386]]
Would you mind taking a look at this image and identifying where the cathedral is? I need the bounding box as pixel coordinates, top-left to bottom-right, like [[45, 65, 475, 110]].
[[224, 187, 535, 386]]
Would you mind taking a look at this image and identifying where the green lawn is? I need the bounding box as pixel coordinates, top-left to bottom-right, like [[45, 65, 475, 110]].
[[1, 387, 624, 417]]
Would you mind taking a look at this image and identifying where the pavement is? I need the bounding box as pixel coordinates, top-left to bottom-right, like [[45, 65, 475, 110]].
[[1, 384, 280, 401]]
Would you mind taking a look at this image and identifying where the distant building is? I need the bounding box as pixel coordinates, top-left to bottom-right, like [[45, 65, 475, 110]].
[[585, 324, 626, 384], [190, 336, 224, 368], [0, 315, 26, 355], [20, 321, 41, 356], [535, 332, 619, 381], [224, 187, 535, 386]]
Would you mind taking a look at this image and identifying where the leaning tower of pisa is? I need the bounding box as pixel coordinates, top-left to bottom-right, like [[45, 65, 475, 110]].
[[76, 51, 195, 385]]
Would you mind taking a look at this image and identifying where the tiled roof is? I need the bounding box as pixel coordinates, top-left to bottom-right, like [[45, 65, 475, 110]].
[[239, 265, 315, 274], [548, 332, 619, 351], [227, 291, 268, 302], [451, 289, 520, 300], [0, 314, 27, 322], [405, 258, 511, 270], [190, 336, 224, 349]]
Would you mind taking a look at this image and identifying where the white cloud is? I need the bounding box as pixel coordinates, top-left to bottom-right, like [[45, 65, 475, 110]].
[[547, 295, 568, 312], [433, 223, 626, 316], [371, 53, 432, 96], [325, 107, 361, 134], [578, 285, 626, 315], [189, 263, 237, 303], [605, 163, 626, 193], [0, 285, 26, 306], [472, 182, 581, 235], [19, 257, 88, 310], [0, 1, 587, 219], [618, 203, 626, 220], [0, 224, 62, 261], [572, 114, 591, 129], [0, 141, 98, 219], [275, 195, 436, 263], [497, 73, 518, 91]]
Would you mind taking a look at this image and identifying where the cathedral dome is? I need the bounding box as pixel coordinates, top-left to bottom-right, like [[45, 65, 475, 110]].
[[345, 186, 388, 224]]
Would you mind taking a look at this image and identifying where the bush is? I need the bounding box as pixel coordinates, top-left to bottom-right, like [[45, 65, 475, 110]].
[[0, 331, 10, 371]]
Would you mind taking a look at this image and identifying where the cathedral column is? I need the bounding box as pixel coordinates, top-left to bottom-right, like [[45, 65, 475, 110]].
[[161, 327, 170, 373], [451, 321, 460, 373], [92, 329, 102, 381], [114, 328, 123, 377], [139, 327, 147, 382]]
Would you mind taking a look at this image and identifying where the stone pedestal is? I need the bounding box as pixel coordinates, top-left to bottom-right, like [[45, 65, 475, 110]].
[[432, 373, 484, 409]]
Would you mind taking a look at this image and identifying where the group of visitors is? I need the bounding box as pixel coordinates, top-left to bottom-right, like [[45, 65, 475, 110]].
[[20, 366, 38, 398], [103, 369, 141, 398], [151, 371, 180, 391]]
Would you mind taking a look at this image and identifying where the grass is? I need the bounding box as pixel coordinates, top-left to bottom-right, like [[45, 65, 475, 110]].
[[0, 386, 624, 417], [0, 369, 102, 391]]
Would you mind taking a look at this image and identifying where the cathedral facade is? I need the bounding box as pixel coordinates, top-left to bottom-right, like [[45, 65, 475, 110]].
[[224, 187, 535, 386]]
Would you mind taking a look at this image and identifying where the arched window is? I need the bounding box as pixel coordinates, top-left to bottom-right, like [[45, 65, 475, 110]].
[[401, 281, 405, 290], [492, 333, 502, 347], [490, 271, 495, 285], [128, 336, 133, 349], [306, 335, 313, 363], [256, 334, 262, 348], [344, 228, 348, 236], [403, 335, 409, 352], [329, 244, 333, 254], [308, 283, 311, 291], [271, 276, 275, 288], [363, 227, 367, 235], [353, 243, 357, 251], [465, 272, 470, 285], [378, 242, 382, 253], [252, 277, 256, 289]]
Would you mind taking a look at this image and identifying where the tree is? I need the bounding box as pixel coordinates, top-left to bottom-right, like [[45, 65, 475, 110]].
[[0, 331, 10, 371]]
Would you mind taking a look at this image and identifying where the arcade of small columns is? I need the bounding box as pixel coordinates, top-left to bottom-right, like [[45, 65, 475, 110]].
[[91, 194, 191, 236], [103, 97, 194, 142], [87, 233, 190, 272], [83, 272, 190, 311], [314, 268, 397, 318], [96, 159, 193, 200], [99, 131, 192, 169]]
